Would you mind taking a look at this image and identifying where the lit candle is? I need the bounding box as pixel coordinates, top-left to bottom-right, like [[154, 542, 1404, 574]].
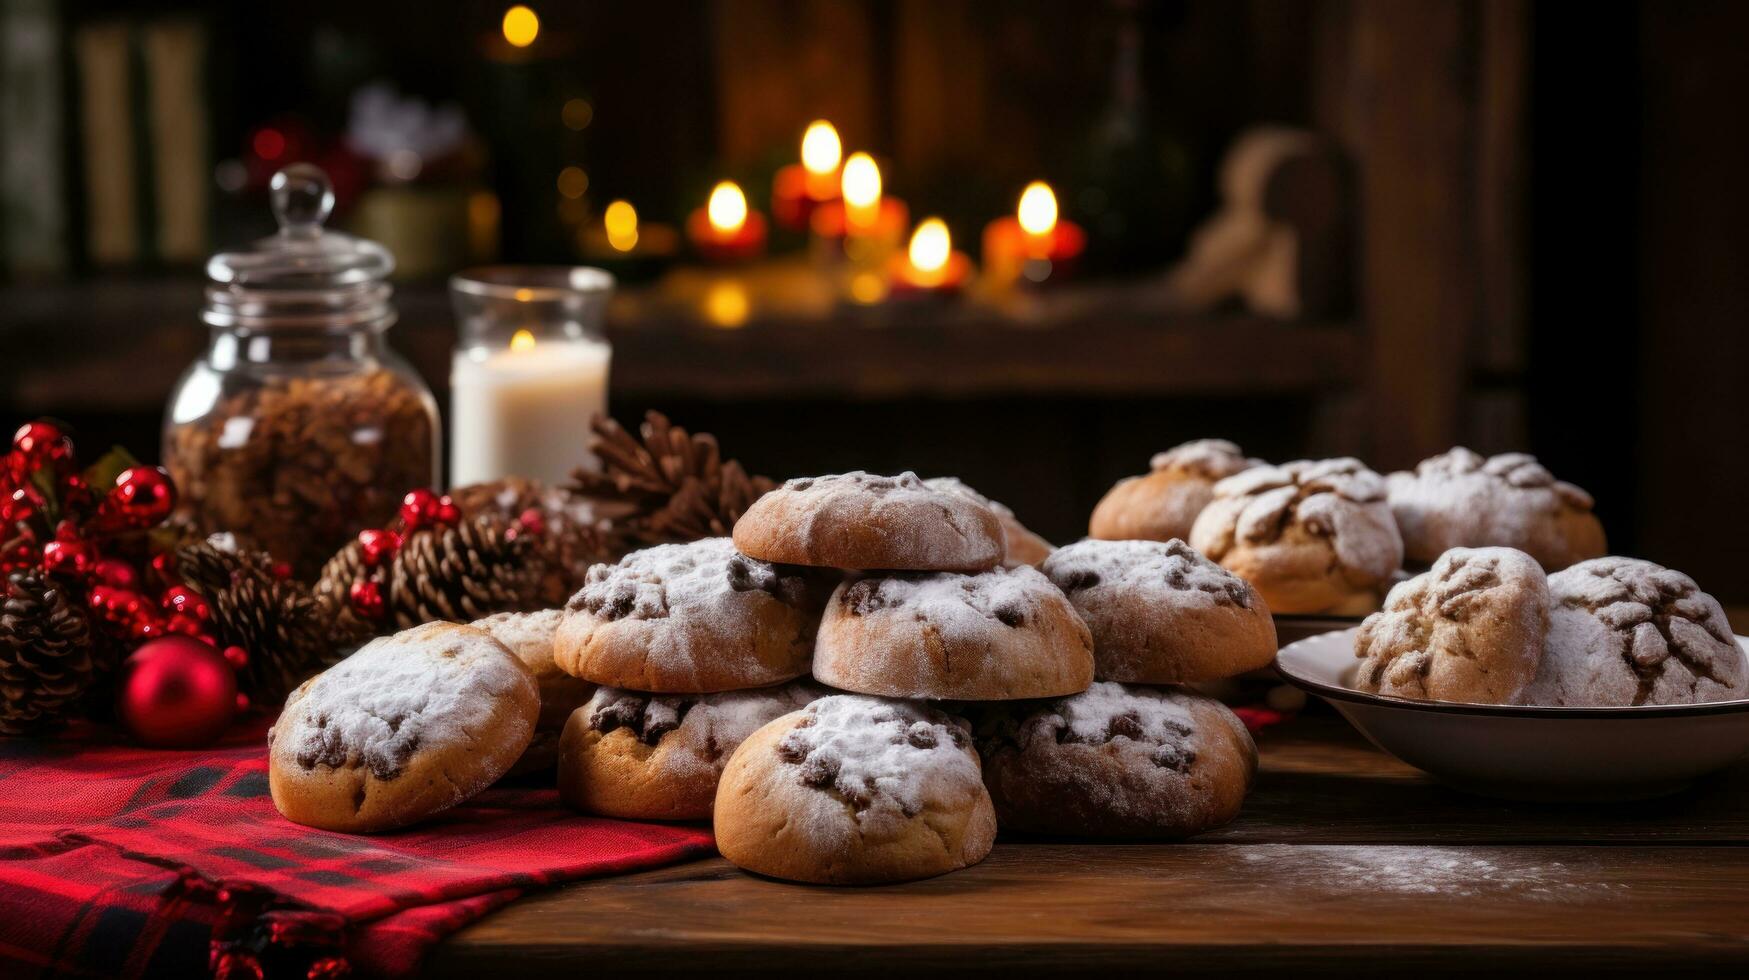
[[888, 217, 972, 297], [578, 199, 680, 280], [810, 152, 909, 278], [982, 180, 1087, 289], [687, 180, 768, 263], [772, 120, 843, 231]]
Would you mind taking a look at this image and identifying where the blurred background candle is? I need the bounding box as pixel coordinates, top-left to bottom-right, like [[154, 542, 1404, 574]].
[[889, 217, 971, 298], [772, 120, 842, 231], [687, 180, 767, 262], [982, 180, 1087, 290], [450, 266, 615, 486], [579, 199, 679, 282]]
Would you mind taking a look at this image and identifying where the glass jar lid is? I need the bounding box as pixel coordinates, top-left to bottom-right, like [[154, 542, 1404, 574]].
[[203, 164, 397, 330]]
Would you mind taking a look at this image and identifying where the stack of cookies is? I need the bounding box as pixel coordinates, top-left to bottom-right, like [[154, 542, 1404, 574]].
[[711, 472, 1269, 885]]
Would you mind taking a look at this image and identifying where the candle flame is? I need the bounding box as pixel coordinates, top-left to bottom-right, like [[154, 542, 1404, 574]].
[[510, 329, 537, 352], [604, 200, 639, 252], [707, 181, 748, 235], [801, 121, 842, 176], [501, 5, 540, 48], [842, 153, 881, 209], [1018, 181, 1058, 237], [909, 218, 951, 276]]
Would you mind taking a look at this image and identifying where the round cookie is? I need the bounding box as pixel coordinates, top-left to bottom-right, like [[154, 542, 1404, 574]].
[[471, 609, 595, 774], [1189, 458, 1404, 615], [559, 681, 821, 820], [1354, 547, 1550, 704], [1090, 439, 1260, 543], [269, 622, 539, 833], [1042, 538, 1277, 683], [1387, 448, 1607, 570], [977, 682, 1256, 839], [924, 476, 1054, 566], [1523, 557, 1748, 707], [714, 695, 996, 885], [732, 471, 1005, 571], [814, 566, 1094, 700], [554, 538, 819, 693]]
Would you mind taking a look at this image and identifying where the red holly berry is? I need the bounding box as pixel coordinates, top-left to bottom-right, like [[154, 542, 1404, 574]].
[[90, 557, 140, 589], [516, 507, 547, 536], [162, 584, 212, 620], [166, 613, 212, 640], [348, 579, 385, 619], [97, 466, 176, 530], [221, 645, 250, 669], [2, 484, 43, 524], [235, 692, 252, 715], [399, 488, 440, 529], [435, 497, 461, 525], [356, 528, 401, 566], [40, 539, 95, 577], [11, 421, 73, 467]]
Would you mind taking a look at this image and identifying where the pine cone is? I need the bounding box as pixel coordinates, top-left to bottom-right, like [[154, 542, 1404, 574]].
[[312, 539, 383, 649], [387, 515, 541, 630], [177, 542, 330, 706], [0, 571, 100, 735], [451, 477, 613, 606], [569, 412, 777, 549]]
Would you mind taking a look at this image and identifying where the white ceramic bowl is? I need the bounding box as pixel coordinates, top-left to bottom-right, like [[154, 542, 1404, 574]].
[[1274, 629, 1749, 801]]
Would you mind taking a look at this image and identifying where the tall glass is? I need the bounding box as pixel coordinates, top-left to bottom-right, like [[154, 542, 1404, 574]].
[[448, 266, 615, 488]]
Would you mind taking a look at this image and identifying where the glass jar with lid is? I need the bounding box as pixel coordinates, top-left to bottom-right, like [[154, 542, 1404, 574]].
[[164, 164, 440, 578]]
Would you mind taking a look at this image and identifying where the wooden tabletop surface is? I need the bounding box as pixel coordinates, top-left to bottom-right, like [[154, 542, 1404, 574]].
[[432, 707, 1749, 976]]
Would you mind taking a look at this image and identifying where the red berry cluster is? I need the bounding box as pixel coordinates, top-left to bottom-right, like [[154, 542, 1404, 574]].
[[342, 488, 463, 621], [1, 420, 187, 640]]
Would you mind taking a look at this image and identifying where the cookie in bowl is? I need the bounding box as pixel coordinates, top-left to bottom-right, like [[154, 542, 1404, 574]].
[[924, 476, 1054, 566], [813, 565, 1094, 700], [714, 695, 996, 885], [1386, 448, 1606, 570], [1089, 439, 1260, 543], [558, 681, 821, 820], [1354, 547, 1550, 704], [269, 622, 539, 833], [1524, 557, 1748, 707], [1042, 538, 1277, 683], [471, 608, 595, 774], [554, 538, 822, 693], [977, 682, 1256, 839], [732, 471, 1006, 571], [1189, 458, 1403, 615]]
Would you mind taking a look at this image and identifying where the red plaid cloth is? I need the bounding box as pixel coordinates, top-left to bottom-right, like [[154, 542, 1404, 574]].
[[0, 718, 716, 979]]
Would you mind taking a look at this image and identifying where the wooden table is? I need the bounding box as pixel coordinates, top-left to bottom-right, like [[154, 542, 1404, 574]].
[[432, 712, 1749, 976]]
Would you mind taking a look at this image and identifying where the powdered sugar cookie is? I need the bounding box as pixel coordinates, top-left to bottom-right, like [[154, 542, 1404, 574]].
[[814, 565, 1094, 700], [559, 680, 821, 820], [555, 538, 821, 693], [1189, 458, 1404, 615], [1090, 439, 1261, 544], [977, 682, 1256, 839], [1354, 547, 1549, 704], [732, 471, 1005, 571], [714, 695, 996, 884], [1524, 557, 1748, 706], [471, 608, 594, 774], [269, 622, 539, 833], [924, 476, 1054, 566], [1042, 538, 1277, 683], [1387, 448, 1606, 570]]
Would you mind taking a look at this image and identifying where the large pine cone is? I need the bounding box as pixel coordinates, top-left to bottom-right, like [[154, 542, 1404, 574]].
[[450, 477, 612, 606], [0, 571, 100, 735], [311, 539, 383, 649], [178, 543, 331, 707], [387, 515, 542, 629]]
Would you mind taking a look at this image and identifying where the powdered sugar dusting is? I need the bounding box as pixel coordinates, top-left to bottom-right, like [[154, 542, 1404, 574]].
[[273, 622, 531, 780], [1148, 439, 1260, 480], [835, 565, 1066, 636], [1044, 538, 1254, 609], [470, 608, 563, 673], [583, 681, 821, 780], [571, 538, 778, 622], [924, 476, 1015, 520], [775, 695, 980, 838], [770, 471, 1004, 569], [1195, 458, 1402, 580], [1387, 448, 1601, 566], [1240, 846, 1623, 900]]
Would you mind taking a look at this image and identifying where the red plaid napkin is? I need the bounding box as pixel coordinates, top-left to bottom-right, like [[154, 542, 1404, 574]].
[[0, 718, 715, 979]]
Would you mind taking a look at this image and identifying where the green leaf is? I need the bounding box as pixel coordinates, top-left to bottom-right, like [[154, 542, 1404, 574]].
[[83, 446, 139, 493], [28, 465, 58, 524]]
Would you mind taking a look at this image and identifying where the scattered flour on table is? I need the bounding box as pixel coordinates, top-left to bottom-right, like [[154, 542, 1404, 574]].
[[1240, 845, 1624, 900]]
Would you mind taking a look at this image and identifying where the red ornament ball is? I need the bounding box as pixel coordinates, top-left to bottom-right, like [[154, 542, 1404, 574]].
[[399, 488, 440, 529], [40, 539, 94, 577], [90, 557, 140, 589], [356, 528, 400, 567], [116, 636, 238, 748], [103, 466, 177, 529], [348, 579, 385, 620], [12, 421, 74, 467]]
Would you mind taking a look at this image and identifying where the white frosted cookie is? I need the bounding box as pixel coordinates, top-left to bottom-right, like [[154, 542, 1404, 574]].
[[269, 622, 539, 832], [814, 565, 1094, 700], [554, 538, 820, 693], [732, 471, 1005, 571], [1524, 557, 1748, 706], [1189, 458, 1403, 615], [1354, 547, 1550, 704], [471, 609, 595, 774], [977, 682, 1256, 839], [1043, 538, 1277, 683], [713, 695, 996, 884], [1090, 439, 1261, 544], [559, 680, 822, 820], [924, 476, 1054, 566], [1387, 448, 1606, 570]]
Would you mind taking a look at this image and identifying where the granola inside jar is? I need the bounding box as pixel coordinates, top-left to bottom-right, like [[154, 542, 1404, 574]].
[[164, 164, 440, 577]]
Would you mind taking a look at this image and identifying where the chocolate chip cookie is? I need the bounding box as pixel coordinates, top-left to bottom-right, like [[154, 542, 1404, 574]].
[[732, 471, 1006, 571], [1090, 439, 1260, 544], [1387, 448, 1607, 570], [471, 608, 594, 774]]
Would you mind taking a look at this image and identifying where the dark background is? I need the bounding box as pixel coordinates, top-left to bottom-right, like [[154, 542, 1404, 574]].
[[2, 0, 1745, 599]]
